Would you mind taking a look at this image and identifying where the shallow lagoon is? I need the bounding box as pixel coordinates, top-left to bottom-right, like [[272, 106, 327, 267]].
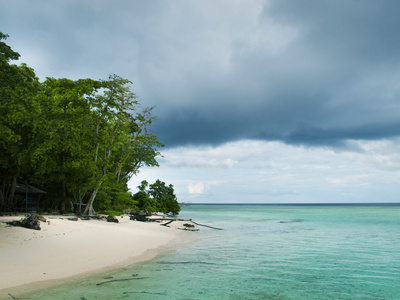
[[23, 204, 400, 299]]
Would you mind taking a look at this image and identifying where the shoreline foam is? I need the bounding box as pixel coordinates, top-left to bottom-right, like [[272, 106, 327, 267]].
[[0, 215, 188, 298]]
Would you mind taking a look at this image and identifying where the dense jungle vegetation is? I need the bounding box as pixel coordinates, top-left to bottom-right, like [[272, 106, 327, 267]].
[[0, 32, 180, 215]]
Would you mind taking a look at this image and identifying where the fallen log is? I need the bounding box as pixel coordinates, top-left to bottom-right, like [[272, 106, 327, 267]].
[[130, 215, 223, 230], [123, 291, 167, 296], [178, 227, 199, 231], [160, 219, 175, 226], [159, 261, 217, 265], [191, 221, 223, 230], [96, 277, 147, 286], [8, 293, 30, 299], [7, 213, 41, 231]]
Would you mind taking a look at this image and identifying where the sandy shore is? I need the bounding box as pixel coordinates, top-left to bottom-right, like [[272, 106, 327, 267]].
[[0, 214, 188, 297]]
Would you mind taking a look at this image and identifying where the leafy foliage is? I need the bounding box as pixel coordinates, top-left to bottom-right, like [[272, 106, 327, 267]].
[[133, 180, 180, 215], [0, 33, 164, 214], [0, 33, 41, 211]]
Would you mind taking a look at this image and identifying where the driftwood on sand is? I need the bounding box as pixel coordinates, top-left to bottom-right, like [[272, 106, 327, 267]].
[[7, 293, 30, 299], [96, 278, 147, 286], [150, 217, 223, 230], [190, 221, 223, 230], [129, 211, 223, 230], [6, 213, 41, 230]]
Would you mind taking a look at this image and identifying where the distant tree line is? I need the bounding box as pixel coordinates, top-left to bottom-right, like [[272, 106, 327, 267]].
[[133, 180, 181, 215], [0, 32, 180, 215]]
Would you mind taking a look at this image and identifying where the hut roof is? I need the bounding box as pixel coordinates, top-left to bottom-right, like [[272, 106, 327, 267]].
[[14, 183, 46, 194]]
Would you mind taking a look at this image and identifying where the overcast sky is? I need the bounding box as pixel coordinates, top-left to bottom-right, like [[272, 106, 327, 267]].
[[1, 0, 399, 203]]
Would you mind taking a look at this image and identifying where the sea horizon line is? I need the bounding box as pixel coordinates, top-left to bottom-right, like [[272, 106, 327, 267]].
[[181, 202, 400, 206]]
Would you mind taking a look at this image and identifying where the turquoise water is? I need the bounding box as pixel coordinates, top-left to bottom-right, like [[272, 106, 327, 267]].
[[21, 204, 400, 299]]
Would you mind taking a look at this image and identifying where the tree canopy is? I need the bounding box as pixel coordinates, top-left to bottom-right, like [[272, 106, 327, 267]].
[[133, 180, 181, 215], [0, 32, 169, 215]]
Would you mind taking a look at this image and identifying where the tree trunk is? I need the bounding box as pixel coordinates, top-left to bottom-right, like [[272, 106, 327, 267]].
[[6, 176, 17, 208], [60, 152, 66, 214], [0, 190, 4, 212], [0, 178, 4, 211], [83, 125, 118, 215], [94, 118, 101, 163], [83, 179, 103, 215], [60, 181, 66, 214], [76, 189, 85, 214], [84, 188, 98, 215]]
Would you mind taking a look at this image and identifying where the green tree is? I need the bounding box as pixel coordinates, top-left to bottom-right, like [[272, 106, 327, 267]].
[[0, 32, 41, 211], [132, 190, 157, 212], [31, 77, 102, 213], [0, 33, 162, 215], [148, 179, 180, 215], [94, 179, 138, 214], [83, 75, 162, 215]]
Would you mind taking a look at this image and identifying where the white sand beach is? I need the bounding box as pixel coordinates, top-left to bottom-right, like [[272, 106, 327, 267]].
[[0, 215, 188, 297]]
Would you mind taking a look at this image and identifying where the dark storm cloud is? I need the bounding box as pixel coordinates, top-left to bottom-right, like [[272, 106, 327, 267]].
[[150, 0, 400, 148], [1, 0, 400, 148]]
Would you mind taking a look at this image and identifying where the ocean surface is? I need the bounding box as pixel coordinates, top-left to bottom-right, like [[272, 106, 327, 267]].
[[23, 204, 400, 299]]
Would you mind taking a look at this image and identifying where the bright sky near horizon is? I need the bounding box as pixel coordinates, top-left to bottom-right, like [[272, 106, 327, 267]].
[[1, 0, 400, 203]]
